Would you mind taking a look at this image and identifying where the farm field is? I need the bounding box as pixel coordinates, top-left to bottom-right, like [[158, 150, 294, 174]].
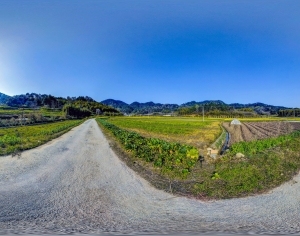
[[222, 117, 300, 122], [223, 121, 300, 145], [98, 117, 300, 198], [0, 107, 62, 118], [106, 116, 222, 150], [0, 119, 83, 156]]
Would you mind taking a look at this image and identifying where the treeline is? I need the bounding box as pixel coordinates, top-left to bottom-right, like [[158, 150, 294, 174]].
[[6, 93, 67, 108], [62, 100, 121, 118], [2, 93, 121, 118], [278, 109, 300, 117], [177, 105, 258, 117]]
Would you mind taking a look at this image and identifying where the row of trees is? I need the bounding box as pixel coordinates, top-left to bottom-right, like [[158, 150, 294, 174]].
[[177, 105, 258, 117], [62, 100, 121, 118], [278, 109, 300, 117]]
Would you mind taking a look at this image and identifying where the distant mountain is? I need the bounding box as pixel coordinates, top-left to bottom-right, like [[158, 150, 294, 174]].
[[101, 99, 133, 114], [101, 99, 291, 116], [129, 102, 179, 114], [2, 92, 292, 116], [0, 92, 11, 105], [101, 99, 179, 114], [181, 100, 229, 111]]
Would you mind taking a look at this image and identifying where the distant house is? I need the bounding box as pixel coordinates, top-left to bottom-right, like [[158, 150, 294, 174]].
[[231, 119, 241, 125], [207, 148, 218, 158]]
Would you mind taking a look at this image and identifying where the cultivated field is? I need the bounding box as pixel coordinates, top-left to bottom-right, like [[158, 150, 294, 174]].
[[0, 107, 62, 117], [106, 117, 222, 149], [0, 119, 83, 155], [223, 121, 300, 145]]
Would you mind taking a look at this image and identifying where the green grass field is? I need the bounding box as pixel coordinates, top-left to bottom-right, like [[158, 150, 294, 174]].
[[106, 117, 222, 149], [0, 107, 63, 117], [0, 119, 83, 156]]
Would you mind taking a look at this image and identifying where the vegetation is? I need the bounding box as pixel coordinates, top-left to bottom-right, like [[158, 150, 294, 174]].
[[0, 93, 121, 125], [0, 92, 120, 116], [0, 120, 83, 156], [101, 98, 290, 116], [192, 131, 300, 198], [97, 118, 199, 178], [278, 108, 300, 117], [0, 92, 10, 104], [98, 116, 300, 199], [229, 131, 300, 155], [213, 126, 227, 149], [106, 117, 222, 149]]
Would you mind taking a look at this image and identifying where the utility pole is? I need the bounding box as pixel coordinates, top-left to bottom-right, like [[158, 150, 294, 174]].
[[202, 105, 204, 122]]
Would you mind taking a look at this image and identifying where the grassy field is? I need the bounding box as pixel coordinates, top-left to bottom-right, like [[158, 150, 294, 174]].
[[106, 117, 222, 150], [0, 119, 83, 156], [99, 116, 300, 199], [0, 107, 63, 117]]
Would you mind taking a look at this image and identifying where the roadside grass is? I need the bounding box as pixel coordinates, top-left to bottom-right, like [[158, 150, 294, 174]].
[[192, 131, 300, 198], [0, 119, 83, 156], [98, 117, 300, 199], [106, 117, 222, 149]]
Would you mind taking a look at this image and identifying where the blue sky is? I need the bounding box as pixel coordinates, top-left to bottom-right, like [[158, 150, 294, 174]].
[[0, 0, 299, 107]]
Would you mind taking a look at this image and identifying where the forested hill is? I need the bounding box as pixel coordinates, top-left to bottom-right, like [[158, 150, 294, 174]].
[[0, 92, 120, 114], [1, 92, 294, 116], [101, 99, 292, 116], [101, 99, 179, 114], [0, 92, 11, 105]]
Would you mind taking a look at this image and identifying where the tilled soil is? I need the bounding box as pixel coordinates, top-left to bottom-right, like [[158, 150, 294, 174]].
[[223, 121, 300, 145], [1, 119, 300, 234]]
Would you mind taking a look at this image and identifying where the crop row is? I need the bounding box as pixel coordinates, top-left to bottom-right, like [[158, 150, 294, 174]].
[[229, 130, 300, 155], [97, 118, 199, 178]]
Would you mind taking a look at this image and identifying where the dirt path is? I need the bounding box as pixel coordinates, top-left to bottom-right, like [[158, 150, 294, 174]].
[[0, 119, 300, 234]]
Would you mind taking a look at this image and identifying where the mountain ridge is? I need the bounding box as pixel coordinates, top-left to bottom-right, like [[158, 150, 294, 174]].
[[0, 92, 295, 116], [101, 98, 292, 115]]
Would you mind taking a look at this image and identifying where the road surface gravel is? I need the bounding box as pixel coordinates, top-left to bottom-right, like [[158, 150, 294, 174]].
[[0, 119, 300, 235]]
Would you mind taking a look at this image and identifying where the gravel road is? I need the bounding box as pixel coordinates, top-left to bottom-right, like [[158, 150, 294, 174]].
[[0, 119, 300, 235]]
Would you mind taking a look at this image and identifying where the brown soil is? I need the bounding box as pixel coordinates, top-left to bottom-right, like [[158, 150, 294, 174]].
[[223, 121, 300, 145]]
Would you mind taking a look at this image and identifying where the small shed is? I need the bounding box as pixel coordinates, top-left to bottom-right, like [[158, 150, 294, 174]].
[[231, 119, 241, 125]]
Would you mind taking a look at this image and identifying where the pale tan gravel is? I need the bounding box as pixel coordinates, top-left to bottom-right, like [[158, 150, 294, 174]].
[[0, 119, 300, 235]]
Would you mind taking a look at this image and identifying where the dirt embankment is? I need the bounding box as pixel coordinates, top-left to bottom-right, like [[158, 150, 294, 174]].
[[1, 119, 300, 234]]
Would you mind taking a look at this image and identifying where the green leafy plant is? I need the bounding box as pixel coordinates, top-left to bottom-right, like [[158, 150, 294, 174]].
[[97, 118, 199, 178]]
